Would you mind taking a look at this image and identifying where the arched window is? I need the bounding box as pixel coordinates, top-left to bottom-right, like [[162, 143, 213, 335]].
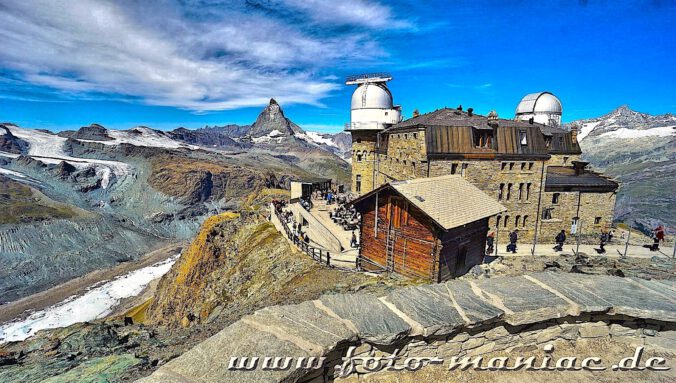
[[507, 183, 513, 200], [356, 152, 363, 162], [552, 193, 560, 204], [498, 183, 505, 200], [504, 215, 510, 228], [523, 215, 529, 227], [515, 215, 521, 227], [496, 216, 501, 228]]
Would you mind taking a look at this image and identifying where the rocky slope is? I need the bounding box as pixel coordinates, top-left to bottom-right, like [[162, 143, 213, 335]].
[[0, 201, 413, 382], [566, 106, 676, 233], [0, 100, 349, 302]]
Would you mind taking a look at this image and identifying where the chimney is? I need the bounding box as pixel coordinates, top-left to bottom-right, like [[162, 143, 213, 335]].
[[413, 109, 420, 118], [457, 104, 463, 111], [572, 161, 588, 175], [570, 123, 579, 143], [467, 107, 474, 117], [487, 110, 498, 127]]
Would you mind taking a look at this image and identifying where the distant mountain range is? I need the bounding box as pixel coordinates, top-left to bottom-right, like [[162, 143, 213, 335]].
[[566, 106, 675, 234], [0, 99, 350, 301]]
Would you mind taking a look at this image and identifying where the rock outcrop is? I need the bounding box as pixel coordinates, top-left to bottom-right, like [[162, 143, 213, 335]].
[[138, 273, 676, 383], [248, 98, 304, 138]]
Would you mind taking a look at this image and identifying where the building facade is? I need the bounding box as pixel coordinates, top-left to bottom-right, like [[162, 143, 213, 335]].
[[346, 78, 618, 244]]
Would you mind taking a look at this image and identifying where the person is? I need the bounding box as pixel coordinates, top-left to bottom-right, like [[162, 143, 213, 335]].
[[598, 231, 608, 254], [507, 230, 518, 253], [608, 230, 614, 243], [486, 231, 495, 255], [652, 225, 665, 251], [304, 233, 310, 244], [554, 230, 566, 252], [350, 230, 358, 248]]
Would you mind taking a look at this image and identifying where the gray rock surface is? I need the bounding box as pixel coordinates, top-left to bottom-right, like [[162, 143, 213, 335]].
[[137, 273, 676, 383], [319, 293, 411, 345]]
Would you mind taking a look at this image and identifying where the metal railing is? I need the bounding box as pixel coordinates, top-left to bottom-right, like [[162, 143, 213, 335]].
[[274, 207, 332, 267]]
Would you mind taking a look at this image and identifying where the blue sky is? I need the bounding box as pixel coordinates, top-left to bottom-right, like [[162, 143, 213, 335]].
[[0, 0, 674, 133]]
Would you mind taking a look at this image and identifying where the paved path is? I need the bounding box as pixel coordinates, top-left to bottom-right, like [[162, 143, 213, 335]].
[[310, 199, 359, 251], [492, 242, 674, 259]]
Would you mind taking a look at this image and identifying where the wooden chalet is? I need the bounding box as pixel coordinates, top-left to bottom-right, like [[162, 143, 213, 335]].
[[352, 175, 506, 281]]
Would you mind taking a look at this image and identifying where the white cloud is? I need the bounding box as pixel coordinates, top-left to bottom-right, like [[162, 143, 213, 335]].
[[0, 0, 405, 111], [280, 0, 412, 29]]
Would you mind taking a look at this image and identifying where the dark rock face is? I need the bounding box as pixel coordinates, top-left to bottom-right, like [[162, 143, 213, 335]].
[[0, 124, 28, 154], [168, 127, 241, 149], [52, 161, 77, 179], [62, 123, 114, 141], [248, 98, 304, 138]]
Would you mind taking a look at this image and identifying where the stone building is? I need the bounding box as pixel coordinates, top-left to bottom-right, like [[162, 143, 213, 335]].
[[346, 77, 618, 244]]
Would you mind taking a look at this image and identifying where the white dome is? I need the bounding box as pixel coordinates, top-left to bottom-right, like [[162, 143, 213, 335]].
[[515, 92, 562, 115], [351, 83, 393, 110]]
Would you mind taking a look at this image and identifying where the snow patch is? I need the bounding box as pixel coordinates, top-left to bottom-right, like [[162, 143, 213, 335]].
[[597, 126, 675, 140], [251, 129, 287, 143], [0, 254, 179, 344], [4, 125, 132, 184], [86, 127, 199, 150], [297, 131, 338, 148], [577, 121, 601, 141], [0, 167, 27, 178]]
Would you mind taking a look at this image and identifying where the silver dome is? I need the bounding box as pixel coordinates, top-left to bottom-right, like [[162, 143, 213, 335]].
[[351, 83, 393, 110], [515, 92, 562, 115]]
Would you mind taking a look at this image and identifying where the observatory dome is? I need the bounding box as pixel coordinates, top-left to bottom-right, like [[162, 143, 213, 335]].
[[351, 83, 393, 110], [515, 92, 562, 115]]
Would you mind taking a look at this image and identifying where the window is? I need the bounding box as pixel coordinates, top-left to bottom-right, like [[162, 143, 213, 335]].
[[526, 183, 532, 200], [501, 162, 507, 171], [515, 215, 521, 227], [507, 183, 513, 200], [451, 163, 458, 174], [404, 134, 408, 139], [518, 183, 524, 200], [496, 215, 502, 228], [461, 163, 468, 177], [594, 217, 602, 225], [528, 162, 534, 171], [509, 162, 515, 171], [355, 175, 361, 193], [563, 156, 569, 165], [356, 138, 361, 143], [473, 129, 494, 148], [552, 193, 560, 204], [519, 130, 528, 146], [523, 215, 528, 227], [545, 137, 552, 148], [498, 183, 505, 200], [413, 133, 418, 139], [403, 160, 407, 166], [356, 152, 363, 162], [542, 208, 553, 220], [504, 215, 509, 228], [521, 162, 526, 171]]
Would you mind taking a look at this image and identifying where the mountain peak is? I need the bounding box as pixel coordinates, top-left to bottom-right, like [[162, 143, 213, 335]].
[[248, 99, 304, 138]]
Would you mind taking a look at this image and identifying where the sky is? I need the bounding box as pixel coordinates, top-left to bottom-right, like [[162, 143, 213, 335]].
[[0, 0, 674, 133]]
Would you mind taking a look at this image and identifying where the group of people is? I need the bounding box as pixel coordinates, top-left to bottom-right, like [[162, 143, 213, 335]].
[[330, 203, 360, 231], [485, 224, 668, 256], [272, 199, 311, 244]]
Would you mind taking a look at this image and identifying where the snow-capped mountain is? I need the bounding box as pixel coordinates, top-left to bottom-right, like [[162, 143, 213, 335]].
[[566, 106, 676, 233]]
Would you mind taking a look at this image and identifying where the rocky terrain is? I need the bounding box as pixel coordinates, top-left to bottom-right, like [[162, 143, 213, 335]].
[[0, 201, 415, 382], [567, 106, 676, 234], [0, 100, 349, 302]]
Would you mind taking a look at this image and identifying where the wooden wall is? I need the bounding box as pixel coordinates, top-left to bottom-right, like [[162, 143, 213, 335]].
[[437, 219, 489, 280], [358, 189, 438, 280]]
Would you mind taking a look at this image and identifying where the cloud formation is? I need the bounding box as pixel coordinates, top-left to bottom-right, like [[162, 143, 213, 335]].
[[0, 0, 411, 111]]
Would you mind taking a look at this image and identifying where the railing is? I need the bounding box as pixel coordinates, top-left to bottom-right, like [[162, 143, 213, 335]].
[[274, 207, 332, 267]]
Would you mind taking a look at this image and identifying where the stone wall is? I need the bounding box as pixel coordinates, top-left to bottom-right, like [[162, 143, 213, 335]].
[[137, 273, 676, 383], [429, 159, 546, 242], [539, 191, 617, 242], [350, 131, 378, 195], [547, 154, 582, 167]]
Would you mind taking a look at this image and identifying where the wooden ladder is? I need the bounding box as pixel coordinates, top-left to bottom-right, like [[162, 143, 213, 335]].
[[385, 227, 395, 272]]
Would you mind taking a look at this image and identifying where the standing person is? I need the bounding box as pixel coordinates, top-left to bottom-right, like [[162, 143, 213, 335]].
[[507, 230, 518, 253], [598, 231, 607, 254], [350, 230, 358, 248], [554, 230, 566, 252], [486, 231, 495, 255], [652, 225, 665, 251]]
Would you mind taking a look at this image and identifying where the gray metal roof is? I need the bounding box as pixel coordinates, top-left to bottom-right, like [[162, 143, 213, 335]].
[[545, 167, 619, 191], [390, 108, 567, 135], [515, 92, 562, 115]]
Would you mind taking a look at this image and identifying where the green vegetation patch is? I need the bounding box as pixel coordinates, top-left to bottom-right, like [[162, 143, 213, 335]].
[[0, 176, 77, 224]]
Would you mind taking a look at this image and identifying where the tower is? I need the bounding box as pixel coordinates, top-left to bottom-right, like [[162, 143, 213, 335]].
[[345, 73, 401, 195]]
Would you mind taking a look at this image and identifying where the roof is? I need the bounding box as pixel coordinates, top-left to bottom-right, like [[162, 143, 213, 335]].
[[515, 92, 562, 115], [545, 167, 619, 192], [390, 107, 567, 135], [353, 175, 506, 230]]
